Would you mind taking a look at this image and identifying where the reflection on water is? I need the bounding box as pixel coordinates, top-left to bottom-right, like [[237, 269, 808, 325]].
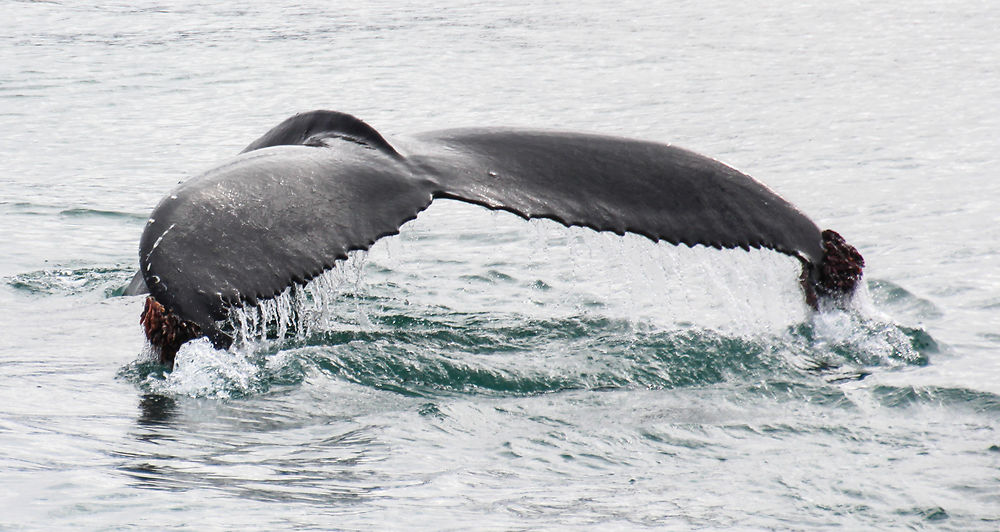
[[137, 393, 177, 427], [119, 393, 389, 504]]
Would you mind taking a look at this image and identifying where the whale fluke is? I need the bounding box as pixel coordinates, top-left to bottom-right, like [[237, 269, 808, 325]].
[[134, 110, 864, 367], [239, 110, 401, 157]]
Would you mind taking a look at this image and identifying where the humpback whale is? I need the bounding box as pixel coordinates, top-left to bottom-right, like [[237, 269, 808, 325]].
[[129, 110, 864, 368]]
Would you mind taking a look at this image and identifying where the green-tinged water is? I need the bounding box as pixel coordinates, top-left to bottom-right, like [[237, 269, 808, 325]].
[[3, 1, 1000, 529]]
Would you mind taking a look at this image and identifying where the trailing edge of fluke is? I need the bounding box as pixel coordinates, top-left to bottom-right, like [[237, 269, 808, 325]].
[[127, 110, 864, 368]]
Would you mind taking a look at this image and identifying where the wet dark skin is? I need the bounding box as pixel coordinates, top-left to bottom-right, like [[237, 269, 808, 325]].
[[129, 111, 864, 368]]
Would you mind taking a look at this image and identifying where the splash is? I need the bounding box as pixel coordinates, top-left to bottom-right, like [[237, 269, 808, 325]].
[[780, 282, 936, 383], [122, 299, 938, 399], [122, 205, 939, 398], [136, 338, 265, 399]]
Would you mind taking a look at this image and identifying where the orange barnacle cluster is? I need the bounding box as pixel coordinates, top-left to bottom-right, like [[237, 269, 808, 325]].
[[140, 296, 200, 368]]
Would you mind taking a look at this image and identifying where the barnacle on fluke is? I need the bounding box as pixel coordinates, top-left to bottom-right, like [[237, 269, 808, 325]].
[[140, 296, 199, 367], [816, 229, 866, 300]]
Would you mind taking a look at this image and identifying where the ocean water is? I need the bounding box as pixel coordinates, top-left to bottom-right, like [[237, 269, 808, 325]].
[[2, 1, 999, 529]]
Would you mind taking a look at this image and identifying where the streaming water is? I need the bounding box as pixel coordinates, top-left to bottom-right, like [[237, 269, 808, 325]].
[[2, 1, 999, 529]]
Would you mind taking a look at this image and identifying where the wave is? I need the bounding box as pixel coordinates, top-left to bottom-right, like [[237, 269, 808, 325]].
[[58, 208, 148, 221], [869, 384, 1000, 413], [24, 256, 935, 400], [6, 264, 137, 297], [119, 302, 938, 400]]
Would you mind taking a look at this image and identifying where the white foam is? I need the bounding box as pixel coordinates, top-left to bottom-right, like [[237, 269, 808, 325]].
[[143, 337, 261, 398]]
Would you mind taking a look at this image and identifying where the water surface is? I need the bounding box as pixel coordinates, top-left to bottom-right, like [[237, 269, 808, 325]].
[[2, 1, 999, 529]]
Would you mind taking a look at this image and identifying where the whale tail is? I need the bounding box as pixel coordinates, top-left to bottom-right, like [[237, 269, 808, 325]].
[[134, 111, 869, 367]]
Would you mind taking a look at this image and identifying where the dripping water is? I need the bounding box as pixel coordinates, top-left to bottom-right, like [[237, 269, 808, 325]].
[[222, 251, 373, 349]]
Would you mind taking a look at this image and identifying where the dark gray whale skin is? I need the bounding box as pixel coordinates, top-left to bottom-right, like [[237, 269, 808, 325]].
[[130, 110, 834, 351]]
